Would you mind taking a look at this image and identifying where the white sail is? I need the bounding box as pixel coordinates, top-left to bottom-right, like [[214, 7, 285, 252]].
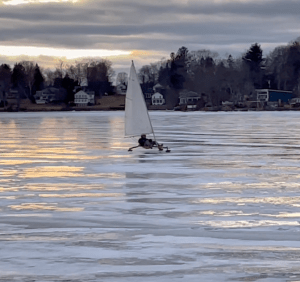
[[125, 62, 154, 138]]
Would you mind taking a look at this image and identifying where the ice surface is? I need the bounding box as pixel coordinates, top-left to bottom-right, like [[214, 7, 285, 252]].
[[1, 111, 300, 281]]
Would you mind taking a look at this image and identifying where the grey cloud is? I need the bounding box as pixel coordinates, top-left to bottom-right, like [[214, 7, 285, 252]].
[[84, 0, 300, 19], [2, 0, 299, 24], [0, 19, 291, 43], [0, 5, 105, 21], [0, 0, 300, 64]]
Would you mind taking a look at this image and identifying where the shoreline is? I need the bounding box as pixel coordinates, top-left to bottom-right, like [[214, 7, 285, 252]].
[[1, 106, 300, 113], [1, 96, 300, 113]]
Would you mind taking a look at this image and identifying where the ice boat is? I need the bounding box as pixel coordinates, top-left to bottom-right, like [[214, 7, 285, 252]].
[[125, 61, 170, 152]]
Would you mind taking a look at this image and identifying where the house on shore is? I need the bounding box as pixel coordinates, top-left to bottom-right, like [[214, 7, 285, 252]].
[[34, 87, 65, 104], [143, 87, 154, 106], [151, 83, 166, 106], [289, 97, 300, 107], [116, 83, 127, 95], [0, 81, 4, 102], [256, 89, 294, 107], [74, 90, 95, 106], [152, 92, 165, 105], [0, 80, 20, 108], [179, 90, 202, 110], [5, 89, 18, 104]]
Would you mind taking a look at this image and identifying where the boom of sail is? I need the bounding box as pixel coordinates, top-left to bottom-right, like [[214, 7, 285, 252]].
[[125, 61, 154, 138]]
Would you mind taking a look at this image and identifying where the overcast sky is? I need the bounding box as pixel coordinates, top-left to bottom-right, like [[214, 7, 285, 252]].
[[0, 0, 300, 78]]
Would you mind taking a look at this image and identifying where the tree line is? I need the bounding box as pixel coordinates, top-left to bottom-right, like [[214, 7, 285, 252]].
[[137, 39, 300, 107], [2, 39, 300, 108], [0, 59, 115, 106]]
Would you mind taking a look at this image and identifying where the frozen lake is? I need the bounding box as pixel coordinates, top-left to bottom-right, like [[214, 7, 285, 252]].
[[1, 110, 300, 282]]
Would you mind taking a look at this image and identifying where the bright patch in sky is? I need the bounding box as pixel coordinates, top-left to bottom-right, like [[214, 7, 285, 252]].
[[0, 46, 131, 59], [3, 0, 78, 5]]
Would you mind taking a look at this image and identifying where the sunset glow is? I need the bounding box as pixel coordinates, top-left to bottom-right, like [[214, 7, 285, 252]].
[[3, 0, 78, 5], [0, 46, 131, 59]]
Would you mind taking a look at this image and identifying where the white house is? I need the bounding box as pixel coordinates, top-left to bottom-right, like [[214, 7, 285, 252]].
[[74, 90, 95, 106], [152, 92, 165, 105], [36, 99, 46, 104], [289, 97, 300, 106], [116, 83, 127, 95]]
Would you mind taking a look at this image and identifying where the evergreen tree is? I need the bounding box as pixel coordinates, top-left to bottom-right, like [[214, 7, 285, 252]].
[[285, 41, 300, 92], [0, 64, 12, 107], [87, 60, 114, 96], [169, 47, 188, 90], [243, 43, 264, 88], [11, 63, 27, 110], [62, 74, 78, 103], [33, 64, 45, 92], [227, 54, 234, 69], [12, 63, 26, 89], [158, 64, 170, 87]]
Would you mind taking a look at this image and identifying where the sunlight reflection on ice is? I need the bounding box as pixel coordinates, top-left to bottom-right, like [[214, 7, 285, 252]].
[[8, 203, 84, 212], [2, 112, 300, 281], [195, 220, 300, 228], [38, 193, 124, 198], [192, 196, 300, 206], [24, 183, 108, 191]]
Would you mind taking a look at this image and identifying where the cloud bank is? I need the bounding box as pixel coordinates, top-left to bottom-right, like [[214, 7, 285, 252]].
[[0, 0, 299, 73]]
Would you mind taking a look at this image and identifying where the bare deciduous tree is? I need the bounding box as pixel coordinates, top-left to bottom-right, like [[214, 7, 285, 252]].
[[20, 61, 35, 97], [66, 62, 89, 86], [116, 72, 128, 85]]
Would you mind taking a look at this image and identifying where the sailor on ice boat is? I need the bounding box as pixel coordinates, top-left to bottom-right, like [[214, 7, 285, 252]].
[[125, 61, 170, 152]]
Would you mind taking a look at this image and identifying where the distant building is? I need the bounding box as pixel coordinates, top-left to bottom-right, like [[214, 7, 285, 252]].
[[36, 99, 46, 105], [143, 87, 154, 106], [74, 90, 95, 106], [289, 98, 300, 107], [35, 87, 60, 103], [179, 90, 201, 105], [116, 83, 127, 95], [0, 84, 19, 106], [150, 83, 167, 106], [153, 83, 164, 93], [5, 89, 19, 106], [0, 81, 5, 103], [152, 92, 165, 105], [256, 89, 293, 103], [222, 101, 234, 106]]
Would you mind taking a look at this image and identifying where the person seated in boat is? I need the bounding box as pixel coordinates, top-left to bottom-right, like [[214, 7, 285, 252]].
[[138, 134, 157, 148]]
